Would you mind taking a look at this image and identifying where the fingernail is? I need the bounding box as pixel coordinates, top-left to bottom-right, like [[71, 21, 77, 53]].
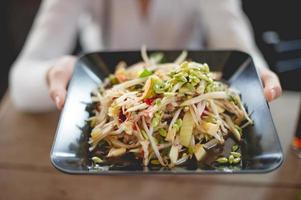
[[55, 96, 61, 108], [270, 88, 276, 100]]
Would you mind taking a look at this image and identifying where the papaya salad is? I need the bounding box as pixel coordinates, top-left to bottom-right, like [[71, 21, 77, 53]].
[[88, 47, 253, 169]]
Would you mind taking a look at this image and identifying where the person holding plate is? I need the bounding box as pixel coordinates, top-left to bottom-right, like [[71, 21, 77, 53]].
[[9, 0, 282, 111]]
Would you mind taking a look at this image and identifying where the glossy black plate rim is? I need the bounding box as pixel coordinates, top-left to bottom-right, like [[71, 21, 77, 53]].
[[50, 50, 283, 175]]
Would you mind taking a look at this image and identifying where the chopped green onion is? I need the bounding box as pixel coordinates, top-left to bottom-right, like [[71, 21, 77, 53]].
[[152, 111, 163, 128], [216, 157, 228, 164], [232, 144, 239, 152], [151, 159, 160, 165], [159, 128, 167, 137], [230, 152, 241, 158], [233, 157, 241, 164], [139, 69, 153, 78], [172, 119, 182, 131], [141, 130, 148, 140], [92, 156, 103, 164], [228, 155, 234, 164], [151, 118, 160, 127], [155, 99, 161, 106], [153, 82, 165, 94]]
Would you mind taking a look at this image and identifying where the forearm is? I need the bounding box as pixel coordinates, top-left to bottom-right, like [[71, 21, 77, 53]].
[[9, 0, 86, 112], [200, 0, 269, 70], [9, 59, 55, 112]]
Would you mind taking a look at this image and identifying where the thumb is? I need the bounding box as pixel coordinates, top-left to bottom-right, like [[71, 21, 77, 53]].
[[47, 56, 76, 110], [261, 69, 282, 102], [48, 71, 70, 110]]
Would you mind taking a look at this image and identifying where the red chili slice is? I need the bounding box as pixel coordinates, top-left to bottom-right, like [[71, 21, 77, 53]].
[[132, 124, 138, 130], [143, 98, 156, 105], [118, 112, 126, 123]]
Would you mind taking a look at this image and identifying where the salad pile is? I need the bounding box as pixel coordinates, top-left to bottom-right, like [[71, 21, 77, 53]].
[[88, 48, 253, 168]]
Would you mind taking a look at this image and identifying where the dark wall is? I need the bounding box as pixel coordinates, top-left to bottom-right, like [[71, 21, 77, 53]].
[[0, 0, 41, 99], [243, 0, 301, 40], [0, 0, 13, 99]]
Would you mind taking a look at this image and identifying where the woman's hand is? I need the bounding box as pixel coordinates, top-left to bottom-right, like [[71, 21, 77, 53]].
[[260, 68, 282, 102], [47, 55, 76, 110]]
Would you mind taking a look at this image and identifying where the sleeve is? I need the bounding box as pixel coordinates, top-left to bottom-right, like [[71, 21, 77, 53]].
[[199, 0, 269, 70], [9, 0, 87, 112]]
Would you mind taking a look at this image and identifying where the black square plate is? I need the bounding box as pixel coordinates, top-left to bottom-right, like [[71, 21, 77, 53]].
[[50, 50, 283, 174]]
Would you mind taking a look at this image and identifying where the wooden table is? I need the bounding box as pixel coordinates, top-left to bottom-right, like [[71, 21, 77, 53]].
[[0, 92, 301, 200]]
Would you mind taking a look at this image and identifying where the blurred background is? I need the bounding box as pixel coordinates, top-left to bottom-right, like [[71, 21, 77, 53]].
[[0, 0, 301, 99], [0, 1, 301, 199]]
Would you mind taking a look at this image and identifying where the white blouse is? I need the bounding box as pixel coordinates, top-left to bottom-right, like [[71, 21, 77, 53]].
[[9, 0, 268, 112]]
